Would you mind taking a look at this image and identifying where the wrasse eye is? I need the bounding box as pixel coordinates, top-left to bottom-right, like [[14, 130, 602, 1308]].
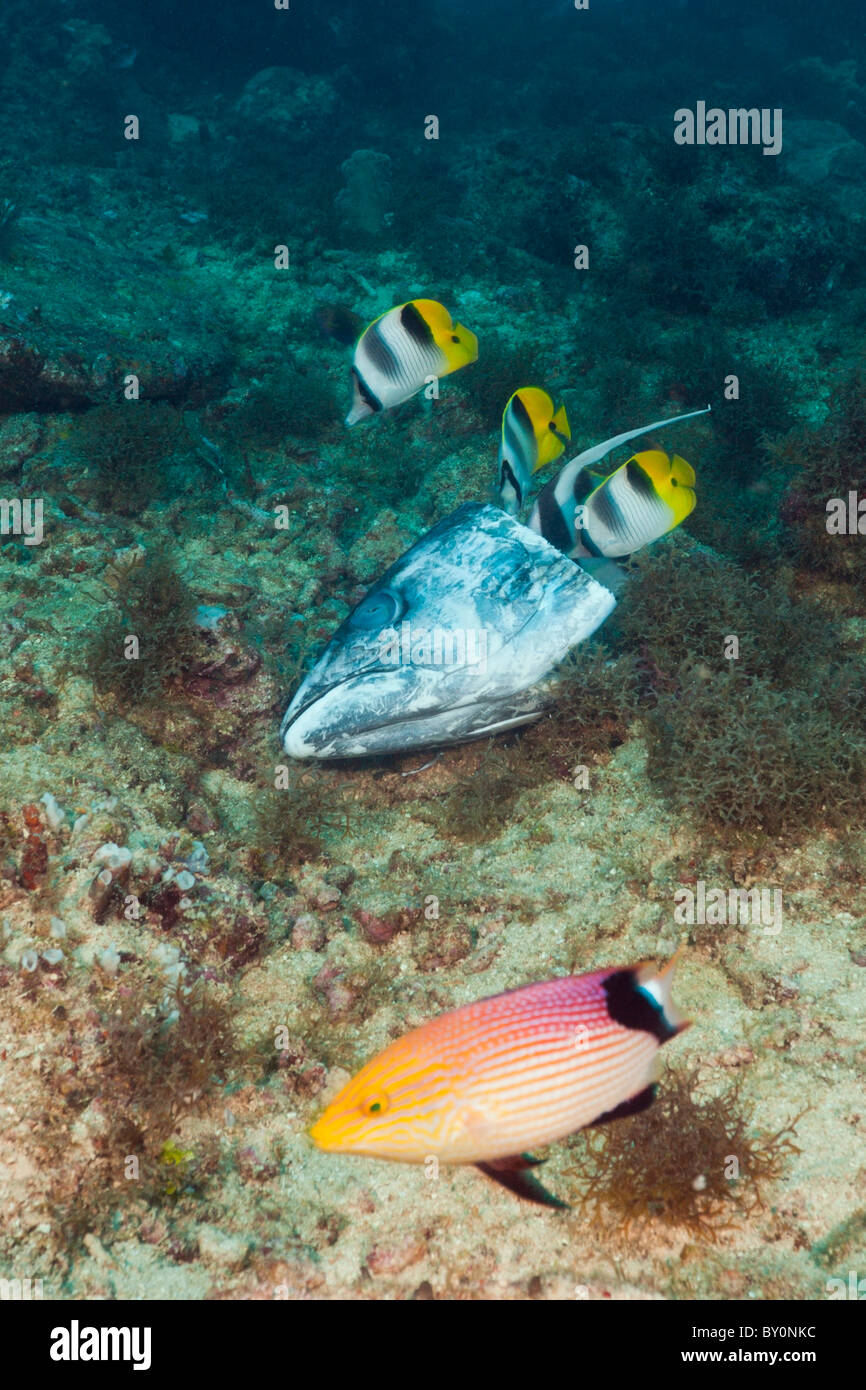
[[451, 334, 460, 342], [362, 1094, 389, 1117]]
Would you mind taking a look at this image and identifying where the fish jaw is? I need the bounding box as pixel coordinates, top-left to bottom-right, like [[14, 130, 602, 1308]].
[[283, 665, 491, 759], [281, 504, 616, 759], [282, 670, 549, 759]]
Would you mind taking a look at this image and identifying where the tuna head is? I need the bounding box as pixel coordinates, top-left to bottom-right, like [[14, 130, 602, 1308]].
[[280, 503, 616, 759]]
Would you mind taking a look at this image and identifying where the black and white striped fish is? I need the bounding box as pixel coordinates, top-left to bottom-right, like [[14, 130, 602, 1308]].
[[346, 298, 478, 425], [529, 406, 710, 558], [498, 387, 570, 514]]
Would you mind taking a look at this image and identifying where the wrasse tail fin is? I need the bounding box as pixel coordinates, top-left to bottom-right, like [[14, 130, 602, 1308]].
[[476, 1154, 570, 1209]]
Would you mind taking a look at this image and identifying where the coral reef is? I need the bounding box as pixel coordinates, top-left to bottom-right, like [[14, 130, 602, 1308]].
[[607, 541, 866, 836], [0, 0, 864, 1308], [772, 364, 866, 587], [245, 770, 348, 875], [43, 970, 234, 1243], [227, 363, 338, 445], [71, 402, 191, 515], [422, 744, 531, 843], [335, 150, 393, 242]]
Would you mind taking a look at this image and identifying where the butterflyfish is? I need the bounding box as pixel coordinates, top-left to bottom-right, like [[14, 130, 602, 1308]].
[[498, 386, 571, 514], [346, 298, 478, 426], [529, 404, 710, 558]]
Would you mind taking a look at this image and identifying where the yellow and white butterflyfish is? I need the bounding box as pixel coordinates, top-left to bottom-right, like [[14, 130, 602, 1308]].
[[346, 298, 478, 426], [498, 387, 571, 514], [575, 450, 697, 559], [529, 404, 710, 558]]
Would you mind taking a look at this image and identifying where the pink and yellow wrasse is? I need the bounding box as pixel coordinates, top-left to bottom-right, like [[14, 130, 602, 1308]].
[[310, 954, 689, 1207]]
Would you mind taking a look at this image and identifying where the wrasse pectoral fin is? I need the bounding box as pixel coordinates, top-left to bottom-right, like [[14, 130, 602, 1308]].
[[476, 1154, 570, 1209], [590, 1082, 658, 1127]]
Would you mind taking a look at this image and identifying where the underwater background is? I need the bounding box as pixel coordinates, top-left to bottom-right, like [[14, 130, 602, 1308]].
[[0, 0, 865, 1300]]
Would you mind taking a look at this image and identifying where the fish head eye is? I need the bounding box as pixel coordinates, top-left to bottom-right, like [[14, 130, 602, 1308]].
[[349, 588, 402, 630], [451, 334, 460, 342], [361, 1093, 389, 1118]]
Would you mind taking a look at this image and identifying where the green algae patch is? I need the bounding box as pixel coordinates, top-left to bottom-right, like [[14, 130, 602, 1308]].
[[71, 402, 192, 515], [83, 546, 198, 709], [610, 540, 866, 838]]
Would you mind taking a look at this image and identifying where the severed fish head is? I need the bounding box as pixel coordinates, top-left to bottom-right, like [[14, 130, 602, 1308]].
[[280, 503, 615, 759]]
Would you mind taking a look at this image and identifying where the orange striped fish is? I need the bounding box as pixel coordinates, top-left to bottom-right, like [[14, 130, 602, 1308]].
[[310, 954, 689, 1207]]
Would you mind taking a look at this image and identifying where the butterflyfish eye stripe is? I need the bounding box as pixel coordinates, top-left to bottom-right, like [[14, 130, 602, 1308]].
[[511, 393, 533, 434], [400, 301, 436, 346], [625, 458, 657, 499]]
